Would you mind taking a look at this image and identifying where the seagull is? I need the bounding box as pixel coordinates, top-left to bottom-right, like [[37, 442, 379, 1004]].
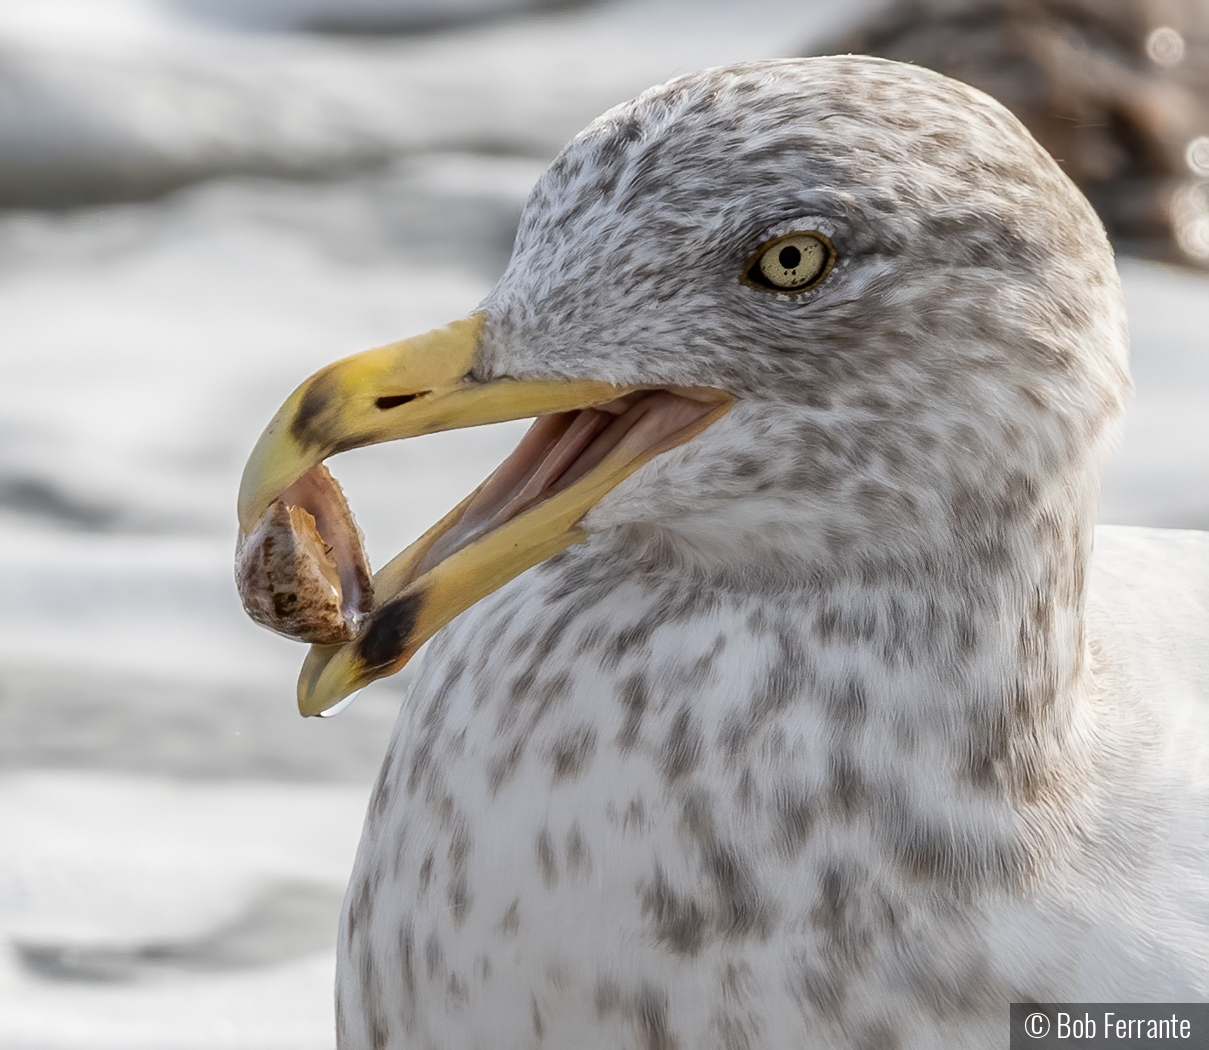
[[235, 56, 1209, 1050]]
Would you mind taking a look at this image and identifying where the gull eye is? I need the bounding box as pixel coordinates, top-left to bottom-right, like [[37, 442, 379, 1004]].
[[745, 231, 834, 293]]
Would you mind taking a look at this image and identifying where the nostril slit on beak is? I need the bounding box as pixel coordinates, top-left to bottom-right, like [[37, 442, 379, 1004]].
[[376, 393, 423, 410]]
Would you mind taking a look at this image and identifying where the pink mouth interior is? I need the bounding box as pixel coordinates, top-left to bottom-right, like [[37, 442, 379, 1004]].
[[412, 389, 718, 577], [278, 389, 721, 615]]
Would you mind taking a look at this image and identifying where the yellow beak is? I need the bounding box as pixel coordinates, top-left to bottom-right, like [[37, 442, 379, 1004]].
[[237, 312, 731, 716]]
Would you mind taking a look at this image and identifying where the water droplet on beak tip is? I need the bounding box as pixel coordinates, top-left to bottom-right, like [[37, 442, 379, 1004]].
[[319, 689, 362, 717]]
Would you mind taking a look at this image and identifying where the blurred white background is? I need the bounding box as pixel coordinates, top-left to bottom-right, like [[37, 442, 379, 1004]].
[[0, 1, 1205, 1047]]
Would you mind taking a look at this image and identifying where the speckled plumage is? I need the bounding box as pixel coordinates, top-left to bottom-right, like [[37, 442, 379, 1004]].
[[335, 57, 1209, 1049]]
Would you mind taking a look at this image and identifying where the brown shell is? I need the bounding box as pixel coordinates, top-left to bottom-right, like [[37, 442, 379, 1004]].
[[235, 465, 373, 645]]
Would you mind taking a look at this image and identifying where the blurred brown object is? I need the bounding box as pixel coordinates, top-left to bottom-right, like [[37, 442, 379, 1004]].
[[810, 0, 1209, 266]]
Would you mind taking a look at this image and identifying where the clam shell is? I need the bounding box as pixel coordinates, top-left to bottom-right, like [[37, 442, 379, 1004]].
[[236, 464, 373, 644]]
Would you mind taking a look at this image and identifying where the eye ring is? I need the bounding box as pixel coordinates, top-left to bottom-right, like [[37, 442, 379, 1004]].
[[743, 231, 835, 294]]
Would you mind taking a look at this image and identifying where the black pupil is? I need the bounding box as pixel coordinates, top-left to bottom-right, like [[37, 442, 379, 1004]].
[[778, 245, 802, 269]]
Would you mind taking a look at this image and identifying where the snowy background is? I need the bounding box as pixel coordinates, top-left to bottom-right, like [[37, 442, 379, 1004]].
[[0, 1, 1205, 1047]]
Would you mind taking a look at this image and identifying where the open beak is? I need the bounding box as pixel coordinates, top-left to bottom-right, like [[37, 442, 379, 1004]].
[[236, 312, 732, 715]]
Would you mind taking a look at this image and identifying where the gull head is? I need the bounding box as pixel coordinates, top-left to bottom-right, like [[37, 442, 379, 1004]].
[[236, 56, 1131, 712]]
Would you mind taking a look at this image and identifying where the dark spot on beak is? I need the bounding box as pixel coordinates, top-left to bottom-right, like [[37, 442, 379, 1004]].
[[358, 592, 424, 673], [291, 369, 339, 446]]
